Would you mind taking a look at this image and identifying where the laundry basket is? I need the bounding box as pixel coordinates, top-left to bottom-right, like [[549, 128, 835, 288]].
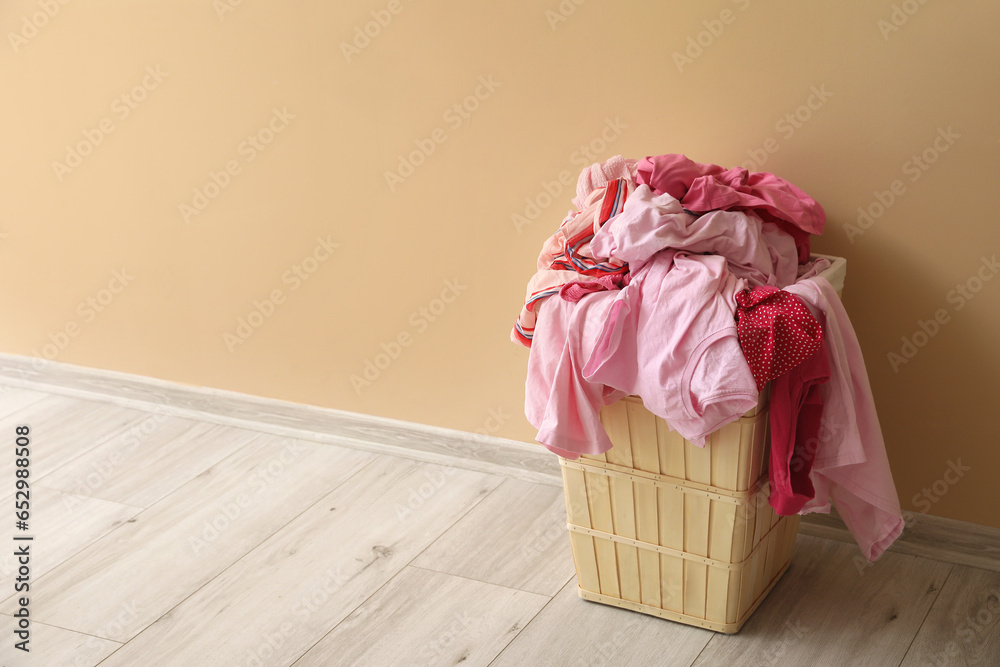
[[560, 255, 846, 633]]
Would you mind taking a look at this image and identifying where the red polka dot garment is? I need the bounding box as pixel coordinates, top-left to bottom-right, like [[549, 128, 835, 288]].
[[734, 286, 823, 390]]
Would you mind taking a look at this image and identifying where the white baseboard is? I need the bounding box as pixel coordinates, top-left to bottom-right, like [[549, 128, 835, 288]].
[[0, 353, 562, 487]]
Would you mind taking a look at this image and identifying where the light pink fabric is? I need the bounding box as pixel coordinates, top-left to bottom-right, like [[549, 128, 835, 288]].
[[635, 154, 825, 263], [796, 256, 832, 281], [573, 155, 638, 211], [784, 277, 904, 561], [590, 185, 798, 288], [512, 182, 630, 347], [582, 252, 759, 446], [524, 295, 627, 459], [558, 274, 629, 302], [525, 186, 804, 455]]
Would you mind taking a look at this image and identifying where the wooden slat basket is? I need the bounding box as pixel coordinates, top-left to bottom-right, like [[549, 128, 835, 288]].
[[560, 392, 798, 633], [559, 256, 846, 633]]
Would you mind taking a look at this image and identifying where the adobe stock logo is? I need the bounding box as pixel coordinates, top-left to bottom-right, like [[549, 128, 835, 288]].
[[350, 278, 467, 394], [51, 66, 169, 183], [383, 75, 501, 192], [213, 0, 245, 21], [510, 117, 628, 234], [877, 0, 931, 40], [179, 107, 295, 223], [672, 0, 751, 73], [31, 268, 135, 369], [738, 85, 833, 172], [544, 0, 588, 31], [7, 0, 73, 54], [224, 236, 339, 352], [340, 0, 412, 63], [845, 126, 959, 243], [887, 254, 997, 373]]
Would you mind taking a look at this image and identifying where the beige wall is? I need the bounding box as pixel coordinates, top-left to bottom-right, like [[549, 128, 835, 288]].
[[2, 1, 998, 528]]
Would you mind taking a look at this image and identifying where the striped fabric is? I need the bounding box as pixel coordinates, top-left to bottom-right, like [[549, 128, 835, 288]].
[[512, 178, 632, 347]]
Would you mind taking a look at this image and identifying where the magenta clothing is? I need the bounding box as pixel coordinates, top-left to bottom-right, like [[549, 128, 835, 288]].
[[589, 185, 799, 288], [635, 154, 825, 263], [784, 277, 904, 561], [735, 286, 824, 390], [768, 342, 830, 516]]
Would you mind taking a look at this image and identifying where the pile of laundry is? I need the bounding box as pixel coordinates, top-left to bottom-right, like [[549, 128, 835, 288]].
[[512, 154, 903, 561]]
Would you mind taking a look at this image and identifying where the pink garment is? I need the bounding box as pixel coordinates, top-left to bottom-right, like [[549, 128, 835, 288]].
[[735, 286, 824, 390], [783, 277, 904, 561], [768, 342, 829, 516], [572, 155, 639, 211], [559, 274, 629, 302], [590, 185, 799, 288], [524, 295, 627, 459], [582, 252, 759, 447], [796, 256, 832, 281], [635, 154, 825, 263], [512, 180, 630, 347]]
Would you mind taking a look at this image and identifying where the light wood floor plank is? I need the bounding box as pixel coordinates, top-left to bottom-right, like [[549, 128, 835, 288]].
[[36, 417, 261, 507], [491, 579, 712, 666], [0, 396, 151, 482], [0, 386, 49, 419], [412, 477, 577, 596], [0, 386, 991, 664], [0, 436, 376, 642], [900, 565, 1000, 666], [692, 535, 953, 667], [0, 614, 121, 667], [96, 457, 502, 667], [294, 566, 549, 666], [0, 487, 141, 590]]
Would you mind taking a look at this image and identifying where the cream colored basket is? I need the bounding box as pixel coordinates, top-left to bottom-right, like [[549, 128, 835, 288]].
[[559, 255, 845, 633], [560, 394, 798, 633]]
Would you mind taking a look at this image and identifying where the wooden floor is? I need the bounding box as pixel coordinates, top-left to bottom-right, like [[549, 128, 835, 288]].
[[0, 387, 997, 667]]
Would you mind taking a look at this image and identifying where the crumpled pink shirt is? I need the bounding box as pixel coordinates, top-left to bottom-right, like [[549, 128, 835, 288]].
[[636, 154, 826, 263], [524, 294, 627, 458], [784, 277, 904, 561], [524, 250, 759, 457], [525, 185, 804, 456], [591, 185, 799, 288], [583, 251, 760, 447]]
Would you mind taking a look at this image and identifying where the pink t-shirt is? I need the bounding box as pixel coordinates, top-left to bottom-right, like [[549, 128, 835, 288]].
[[583, 251, 759, 446]]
